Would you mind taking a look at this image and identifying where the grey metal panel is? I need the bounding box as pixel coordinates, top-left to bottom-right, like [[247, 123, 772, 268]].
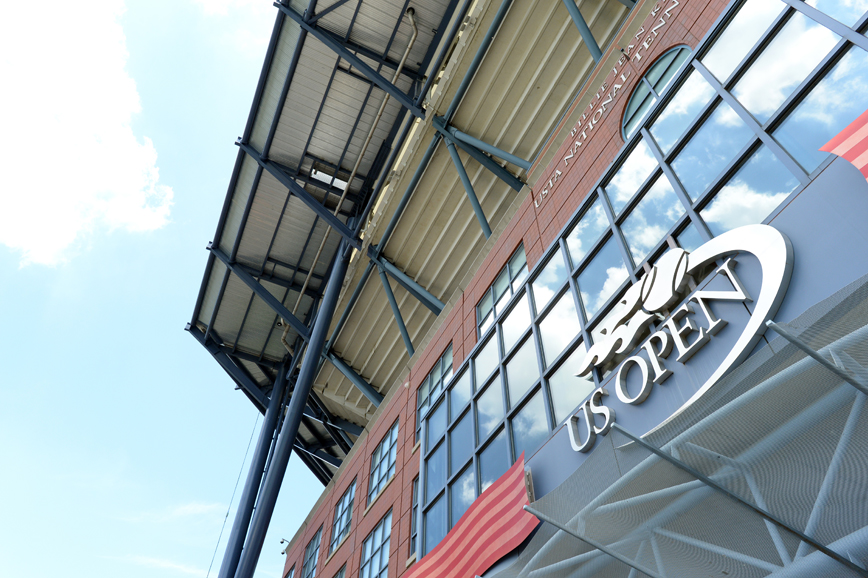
[[349, 0, 444, 65], [197, 260, 228, 327], [211, 274, 258, 347], [218, 155, 259, 256], [235, 170, 295, 271]]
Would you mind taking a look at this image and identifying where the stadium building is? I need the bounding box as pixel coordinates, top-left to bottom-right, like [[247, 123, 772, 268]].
[[188, 0, 868, 576]]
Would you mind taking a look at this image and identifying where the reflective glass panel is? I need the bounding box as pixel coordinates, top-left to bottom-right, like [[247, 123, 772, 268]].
[[532, 251, 568, 314], [807, 0, 868, 25], [424, 496, 446, 556], [449, 369, 472, 419], [494, 288, 511, 317], [511, 390, 549, 459], [677, 223, 704, 252], [700, 145, 798, 236], [577, 237, 629, 318], [566, 197, 609, 265], [509, 247, 528, 288], [624, 82, 654, 138], [539, 291, 581, 365], [441, 347, 453, 383], [548, 343, 596, 424], [479, 312, 493, 336], [647, 46, 691, 92], [476, 375, 504, 440], [449, 410, 474, 475], [478, 291, 493, 320], [733, 11, 840, 124], [701, 0, 786, 82], [426, 400, 446, 452], [605, 139, 658, 215], [425, 442, 445, 504], [621, 174, 685, 265], [474, 335, 499, 384], [672, 101, 753, 199], [506, 337, 539, 407], [493, 270, 509, 302], [450, 465, 477, 528], [774, 47, 868, 173], [479, 429, 510, 492], [650, 69, 715, 154], [501, 292, 531, 353]]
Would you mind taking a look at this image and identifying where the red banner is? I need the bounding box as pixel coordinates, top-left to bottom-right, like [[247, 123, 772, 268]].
[[404, 456, 538, 578], [821, 108, 868, 180]]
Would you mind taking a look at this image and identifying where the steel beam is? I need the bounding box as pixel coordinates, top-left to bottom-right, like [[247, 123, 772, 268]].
[[302, 406, 363, 437], [234, 262, 319, 300], [377, 265, 416, 356], [275, 3, 425, 119], [445, 140, 492, 238], [217, 365, 289, 578], [561, 0, 603, 63], [368, 248, 444, 315], [234, 241, 352, 578], [326, 351, 385, 407], [237, 141, 362, 250], [307, 0, 352, 23], [432, 117, 524, 191], [209, 245, 311, 341], [443, 123, 531, 171], [294, 443, 342, 468]]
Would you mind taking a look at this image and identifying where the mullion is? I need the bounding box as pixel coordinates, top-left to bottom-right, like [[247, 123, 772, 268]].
[[782, 0, 868, 53], [689, 138, 762, 213], [599, 185, 640, 280]]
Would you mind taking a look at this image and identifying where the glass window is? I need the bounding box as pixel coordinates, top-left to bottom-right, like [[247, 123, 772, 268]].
[[360, 511, 391, 578], [474, 335, 499, 384], [505, 337, 539, 407], [539, 291, 581, 366], [700, 145, 798, 235], [807, 0, 868, 26], [368, 421, 399, 503], [621, 174, 685, 265], [547, 343, 596, 424], [426, 401, 446, 452], [450, 465, 477, 528], [477, 246, 528, 335], [450, 410, 474, 475], [604, 139, 658, 214], [479, 429, 510, 492], [501, 292, 531, 353], [409, 478, 419, 556], [671, 100, 754, 199], [330, 480, 356, 553], [424, 497, 446, 556], [774, 46, 868, 173], [449, 369, 472, 419], [425, 442, 446, 504], [511, 390, 550, 459], [417, 345, 453, 442], [301, 526, 322, 578], [476, 375, 504, 441], [733, 11, 840, 124], [649, 69, 715, 155], [577, 237, 629, 318], [623, 47, 692, 138], [701, 0, 786, 82], [676, 223, 704, 252], [333, 566, 346, 578], [566, 197, 609, 265], [509, 247, 529, 289], [532, 252, 568, 314]]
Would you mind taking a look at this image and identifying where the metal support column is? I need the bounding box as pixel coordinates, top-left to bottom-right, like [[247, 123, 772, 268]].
[[561, 0, 603, 63], [445, 140, 492, 238], [217, 365, 289, 578], [377, 265, 416, 356], [234, 241, 352, 578]]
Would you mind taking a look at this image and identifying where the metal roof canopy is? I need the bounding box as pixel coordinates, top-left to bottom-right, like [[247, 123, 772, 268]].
[[189, 0, 634, 486]]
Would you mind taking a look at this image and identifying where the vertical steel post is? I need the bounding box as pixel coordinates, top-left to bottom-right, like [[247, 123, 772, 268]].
[[445, 140, 492, 238], [561, 0, 603, 63], [234, 241, 352, 578], [218, 365, 289, 578]]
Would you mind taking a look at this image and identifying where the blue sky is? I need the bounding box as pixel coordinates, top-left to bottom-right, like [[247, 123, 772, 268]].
[[0, 2, 323, 577]]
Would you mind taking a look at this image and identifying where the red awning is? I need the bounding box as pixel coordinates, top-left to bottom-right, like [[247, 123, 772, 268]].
[[821, 108, 868, 179]]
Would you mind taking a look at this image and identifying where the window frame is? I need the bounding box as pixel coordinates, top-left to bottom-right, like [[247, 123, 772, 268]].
[[329, 479, 356, 554], [368, 421, 399, 504]]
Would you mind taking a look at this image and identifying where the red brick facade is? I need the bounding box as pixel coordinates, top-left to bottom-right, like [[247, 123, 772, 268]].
[[281, 1, 728, 576]]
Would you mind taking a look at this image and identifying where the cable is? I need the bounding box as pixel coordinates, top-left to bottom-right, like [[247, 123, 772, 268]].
[[206, 411, 261, 578]]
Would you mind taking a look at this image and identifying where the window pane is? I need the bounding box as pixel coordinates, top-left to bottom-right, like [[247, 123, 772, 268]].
[[506, 337, 539, 407], [424, 496, 446, 556], [479, 429, 510, 492], [677, 223, 704, 252], [450, 465, 477, 528], [548, 343, 596, 424], [441, 346, 453, 383], [479, 312, 494, 336], [807, 0, 868, 26], [501, 292, 531, 353], [425, 442, 445, 504], [621, 174, 685, 264], [624, 83, 654, 138], [478, 290, 493, 320], [649, 46, 691, 93], [493, 270, 509, 301], [700, 145, 798, 236], [539, 292, 581, 365], [450, 410, 474, 475], [426, 401, 446, 452], [671, 100, 754, 199], [532, 252, 568, 315], [577, 237, 629, 318], [566, 197, 609, 265], [476, 375, 504, 441], [449, 369, 472, 419], [511, 390, 550, 459], [509, 246, 527, 284], [733, 11, 840, 124], [494, 286, 512, 317], [774, 47, 868, 173], [650, 69, 715, 155], [701, 0, 786, 83], [604, 139, 658, 215], [474, 335, 499, 384]]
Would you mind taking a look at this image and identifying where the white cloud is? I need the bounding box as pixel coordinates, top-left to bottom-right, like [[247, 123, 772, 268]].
[[0, 1, 174, 266], [700, 181, 789, 233]]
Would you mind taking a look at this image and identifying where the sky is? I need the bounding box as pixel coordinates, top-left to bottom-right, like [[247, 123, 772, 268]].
[[0, 2, 324, 577]]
